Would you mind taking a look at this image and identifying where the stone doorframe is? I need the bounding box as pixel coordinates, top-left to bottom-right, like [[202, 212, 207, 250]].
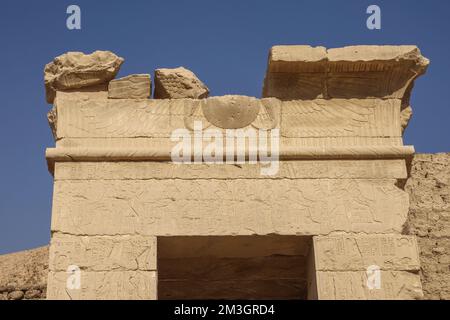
[[44, 45, 429, 300]]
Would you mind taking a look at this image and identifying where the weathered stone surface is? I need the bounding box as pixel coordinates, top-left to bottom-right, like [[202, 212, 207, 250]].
[[24, 289, 41, 299], [406, 154, 450, 237], [53, 160, 408, 181], [51, 179, 409, 236], [202, 95, 261, 129], [406, 153, 450, 299], [401, 105, 413, 133], [263, 45, 429, 102], [49, 234, 156, 272], [44, 51, 124, 103], [52, 92, 402, 145], [281, 99, 401, 138], [47, 106, 57, 140], [38, 45, 439, 300], [47, 271, 157, 300], [0, 246, 48, 297], [8, 290, 24, 300], [108, 74, 151, 99], [154, 67, 209, 99], [313, 270, 423, 300], [265, 45, 327, 73], [313, 235, 420, 271]]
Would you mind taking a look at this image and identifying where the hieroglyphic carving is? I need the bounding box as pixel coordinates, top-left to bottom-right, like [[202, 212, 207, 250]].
[[314, 271, 423, 300], [53, 160, 408, 180], [313, 235, 420, 271], [47, 271, 157, 300], [54, 93, 402, 145], [49, 234, 157, 272], [281, 99, 401, 138], [51, 179, 408, 236]]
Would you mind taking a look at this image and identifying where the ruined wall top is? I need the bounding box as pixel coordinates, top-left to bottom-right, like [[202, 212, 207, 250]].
[[263, 45, 429, 104], [43, 45, 429, 171]]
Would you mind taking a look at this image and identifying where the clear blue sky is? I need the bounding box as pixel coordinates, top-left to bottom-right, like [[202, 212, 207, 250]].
[[0, 0, 449, 254]]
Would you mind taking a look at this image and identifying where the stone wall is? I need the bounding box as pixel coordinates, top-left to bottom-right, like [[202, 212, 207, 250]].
[[0, 154, 448, 299], [405, 153, 450, 299], [0, 246, 48, 300]]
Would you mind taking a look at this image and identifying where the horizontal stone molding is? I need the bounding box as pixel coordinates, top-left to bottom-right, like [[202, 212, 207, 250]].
[[57, 137, 404, 149], [46, 146, 415, 172], [50, 179, 409, 236]]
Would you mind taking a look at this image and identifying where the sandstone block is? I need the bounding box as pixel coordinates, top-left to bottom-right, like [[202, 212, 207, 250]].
[[202, 95, 262, 129], [52, 92, 402, 145], [44, 51, 124, 103], [313, 270, 423, 300], [24, 289, 41, 299], [266, 45, 327, 73], [53, 160, 408, 181], [263, 45, 429, 102], [108, 74, 151, 99], [51, 179, 409, 236], [158, 236, 311, 259], [154, 67, 209, 99], [49, 234, 157, 272], [0, 246, 48, 291], [8, 290, 24, 300], [313, 235, 420, 271], [47, 271, 157, 300], [280, 98, 401, 138]]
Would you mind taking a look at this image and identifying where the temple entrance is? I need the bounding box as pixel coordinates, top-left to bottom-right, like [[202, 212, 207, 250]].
[[157, 236, 312, 300]]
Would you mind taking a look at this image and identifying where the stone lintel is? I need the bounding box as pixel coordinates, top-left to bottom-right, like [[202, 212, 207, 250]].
[[50, 179, 409, 236], [45, 146, 414, 175]]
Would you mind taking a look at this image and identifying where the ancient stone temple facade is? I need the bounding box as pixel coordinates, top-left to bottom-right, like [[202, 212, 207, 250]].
[[44, 45, 429, 300]]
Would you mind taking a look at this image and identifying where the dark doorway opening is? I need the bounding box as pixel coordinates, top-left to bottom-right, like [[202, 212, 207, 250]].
[[158, 235, 312, 300]]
